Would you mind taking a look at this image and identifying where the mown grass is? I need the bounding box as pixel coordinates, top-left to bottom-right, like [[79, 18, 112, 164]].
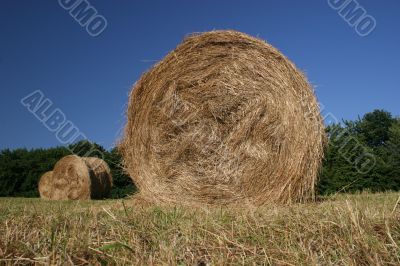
[[0, 192, 399, 265]]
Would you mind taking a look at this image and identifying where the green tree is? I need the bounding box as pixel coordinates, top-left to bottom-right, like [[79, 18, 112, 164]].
[[382, 119, 400, 190], [356, 109, 395, 148], [104, 147, 137, 198], [0, 147, 70, 197], [68, 140, 107, 158], [318, 110, 400, 195]]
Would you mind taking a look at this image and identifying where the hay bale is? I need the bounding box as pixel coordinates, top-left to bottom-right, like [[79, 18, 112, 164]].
[[82, 157, 113, 198], [50, 155, 113, 200], [38, 171, 53, 199], [120, 30, 325, 205], [51, 155, 91, 200]]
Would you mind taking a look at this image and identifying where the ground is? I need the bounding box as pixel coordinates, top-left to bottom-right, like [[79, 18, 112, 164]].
[[0, 193, 399, 265]]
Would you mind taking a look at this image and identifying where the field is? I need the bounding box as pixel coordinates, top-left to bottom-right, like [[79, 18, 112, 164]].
[[0, 193, 399, 265]]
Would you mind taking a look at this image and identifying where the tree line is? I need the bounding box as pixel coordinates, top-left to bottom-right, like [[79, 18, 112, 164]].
[[0, 141, 135, 198], [318, 109, 400, 194], [0, 109, 399, 198]]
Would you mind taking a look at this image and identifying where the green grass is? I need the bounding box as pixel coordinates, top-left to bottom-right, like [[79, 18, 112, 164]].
[[0, 193, 399, 265]]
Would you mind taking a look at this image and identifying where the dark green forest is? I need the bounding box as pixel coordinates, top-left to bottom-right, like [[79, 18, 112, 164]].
[[319, 109, 400, 194], [0, 109, 399, 198]]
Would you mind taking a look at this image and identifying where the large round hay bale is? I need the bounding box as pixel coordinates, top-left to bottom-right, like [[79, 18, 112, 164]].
[[120, 30, 325, 205], [51, 155, 113, 200], [38, 171, 53, 199]]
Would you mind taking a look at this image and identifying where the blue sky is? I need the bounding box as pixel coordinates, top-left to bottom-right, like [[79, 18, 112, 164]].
[[1, 0, 399, 150]]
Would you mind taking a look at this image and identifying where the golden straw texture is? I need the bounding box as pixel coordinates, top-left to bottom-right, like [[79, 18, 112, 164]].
[[120, 30, 325, 206]]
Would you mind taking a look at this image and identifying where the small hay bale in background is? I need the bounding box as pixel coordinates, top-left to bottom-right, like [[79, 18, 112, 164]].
[[82, 157, 113, 199], [44, 155, 113, 200], [38, 171, 53, 199], [120, 30, 325, 206], [51, 155, 91, 200]]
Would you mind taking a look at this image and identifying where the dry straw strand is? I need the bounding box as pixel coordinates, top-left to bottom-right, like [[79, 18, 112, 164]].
[[120, 30, 325, 206]]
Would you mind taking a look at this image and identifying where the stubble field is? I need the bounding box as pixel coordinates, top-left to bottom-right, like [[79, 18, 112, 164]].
[[0, 193, 399, 265]]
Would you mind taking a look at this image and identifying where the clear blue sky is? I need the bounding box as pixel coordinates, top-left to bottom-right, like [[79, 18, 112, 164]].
[[1, 0, 399, 150]]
